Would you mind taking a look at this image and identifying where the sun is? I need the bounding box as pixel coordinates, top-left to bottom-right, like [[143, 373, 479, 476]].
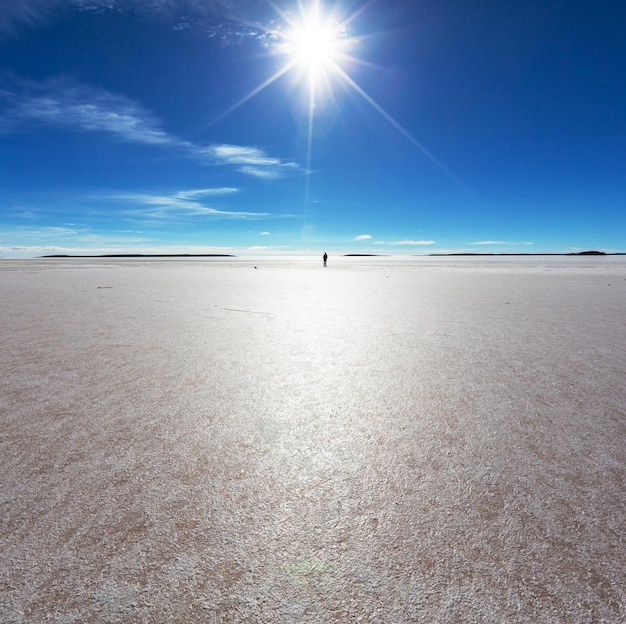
[[206, 1, 468, 229], [207, 2, 361, 127], [208, 1, 462, 187], [274, 3, 356, 91], [283, 18, 344, 79]]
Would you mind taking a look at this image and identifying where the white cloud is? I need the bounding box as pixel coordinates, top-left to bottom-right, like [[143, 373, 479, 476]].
[[470, 241, 507, 245], [470, 241, 534, 246], [0, 78, 299, 178], [115, 189, 272, 220], [0, 245, 62, 253], [41, 226, 78, 235], [8, 82, 172, 145], [174, 188, 240, 199], [0, 241, 238, 258], [210, 144, 281, 166], [190, 146, 298, 177], [237, 166, 282, 180], [375, 240, 436, 246], [108, 188, 296, 221], [0, 0, 270, 40], [201, 145, 298, 179], [260, 231, 270, 235], [0, 224, 153, 253], [354, 234, 372, 241], [0, 0, 63, 37]]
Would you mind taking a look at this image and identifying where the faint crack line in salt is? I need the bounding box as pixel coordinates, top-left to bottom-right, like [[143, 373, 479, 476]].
[[222, 307, 276, 316]]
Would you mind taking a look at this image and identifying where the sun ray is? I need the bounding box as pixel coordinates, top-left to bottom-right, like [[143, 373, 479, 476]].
[[302, 75, 316, 219], [269, 3, 472, 195], [334, 0, 376, 31], [203, 0, 475, 207], [204, 60, 297, 129], [329, 60, 475, 194]]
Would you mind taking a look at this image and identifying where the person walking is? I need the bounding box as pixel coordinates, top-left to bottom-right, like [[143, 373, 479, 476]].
[[323, 252, 328, 267]]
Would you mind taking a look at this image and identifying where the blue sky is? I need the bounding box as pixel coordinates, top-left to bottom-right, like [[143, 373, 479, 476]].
[[1, 0, 624, 257]]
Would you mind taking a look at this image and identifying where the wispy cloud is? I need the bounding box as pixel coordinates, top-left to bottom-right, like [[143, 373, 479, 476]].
[[354, 234, 372, 241], [375, 240, 436, 246], [0, 0, 269, 41], [237, 166, 288, 179], [209, 144, 284, 166], [470, 241, 534, 246], [111, 188, 294, 221], [173, 188, 240, 199], [114, 189, 263, 220], [0, 240, 239, 258], [0, 77, 299, 178], [0, 223, 154, 256], [2, 78, 173, 144], [200, 145, 298, 178], [0, 0, 63, 38]]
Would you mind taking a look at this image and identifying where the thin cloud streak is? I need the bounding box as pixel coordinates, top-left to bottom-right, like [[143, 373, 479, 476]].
[[210, 144, 284, 166], [0, 0, 267, 39], [470, 241, 508, 245], [238, 166, 283, 179], [114, 190, 271, 220], [375, 240, 436, 246], [108, 188, 296, 221], [0, 77, 299, 178], [174, 188, 240, 199], [0, 0, 64, 37], [2, 79, 172, 144], [0, 223, 153, 252], [470, 241, 535, 246]]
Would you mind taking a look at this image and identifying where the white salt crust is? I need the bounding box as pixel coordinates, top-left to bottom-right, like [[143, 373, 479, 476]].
[[1, 256, 625, 623]]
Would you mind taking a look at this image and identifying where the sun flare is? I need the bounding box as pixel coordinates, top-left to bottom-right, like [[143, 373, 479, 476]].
[[273, 2, 356, 91], [284, 19, 343, 75], [207, 2, 462, 198]]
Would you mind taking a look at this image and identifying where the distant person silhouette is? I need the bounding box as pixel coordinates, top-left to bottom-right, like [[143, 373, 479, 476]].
[[323, 252, 328, 267]]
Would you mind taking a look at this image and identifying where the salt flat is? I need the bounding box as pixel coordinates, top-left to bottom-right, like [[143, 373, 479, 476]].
[[1, 256, 625, 623]]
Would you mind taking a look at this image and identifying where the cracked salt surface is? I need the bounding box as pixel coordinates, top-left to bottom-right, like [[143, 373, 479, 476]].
[[1, 256, 625, 623]]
